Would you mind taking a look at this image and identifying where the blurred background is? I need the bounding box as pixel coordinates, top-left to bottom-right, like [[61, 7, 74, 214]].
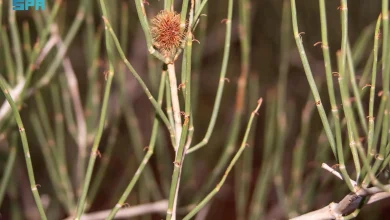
[[0, 0, 389, 219]]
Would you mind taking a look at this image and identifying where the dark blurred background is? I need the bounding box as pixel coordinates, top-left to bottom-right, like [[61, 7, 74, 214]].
[[0, 0, 389, 219]]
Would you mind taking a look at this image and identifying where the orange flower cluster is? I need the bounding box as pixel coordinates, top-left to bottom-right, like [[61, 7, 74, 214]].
[[151, 11, 185, 56]]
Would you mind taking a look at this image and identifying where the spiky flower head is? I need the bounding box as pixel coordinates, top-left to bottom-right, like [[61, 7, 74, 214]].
[[151, 10, 185, 57]]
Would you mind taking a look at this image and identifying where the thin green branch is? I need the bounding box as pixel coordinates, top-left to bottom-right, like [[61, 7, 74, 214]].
[[183, 99, 263, 220], [106, 70, 167, 220], [9, 3, 24, 82], [102, 17, 175, 144], [338, 0, 361, 184], [0, 76, 47, 220], [75, 1, 115, 216], [290, 0, 336, 157], [166, 2, 195, 218], [367, 15, 382, 164], [187, 0, 233, 154], [134, 0, 168, 63]]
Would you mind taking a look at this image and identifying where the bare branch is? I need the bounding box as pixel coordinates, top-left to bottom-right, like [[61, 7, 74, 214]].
[[64, 200, 168, 220], [291, 185, 390, 220]]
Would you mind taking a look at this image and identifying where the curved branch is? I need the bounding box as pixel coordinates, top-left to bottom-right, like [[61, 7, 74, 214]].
[[291, 185, 390, 220]]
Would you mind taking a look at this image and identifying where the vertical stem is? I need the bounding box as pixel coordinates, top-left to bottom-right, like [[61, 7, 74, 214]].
[[75, 71, 114, 219], [290, 0, 336, 156], [249, 92, 276, 220], [318, 0, 353, 190], [106, 71, 167, 220], [9, 3, 24, 82], [382, 0, 389, 95], [166, 1, 195, 217], [187, 0, 233, 154], [1, 26, 16, 85], [103, 18, 175, 144], [30, 113, 73, 213], [168, 63, 182, 150], [339, 0, 361, 184], [367, 16, 382, 165], [192, 1, 208, 115], [180, 0, 190, 33], [75, 0, 115, 217], [183, 99, 263, 220], [0, 76, 47, 220], [346, 44, 368, 134]]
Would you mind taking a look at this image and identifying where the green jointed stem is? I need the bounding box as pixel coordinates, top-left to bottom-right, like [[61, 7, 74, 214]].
[[0, 77, 47, 220], [346, 44, 368, 134], [34, 90, 75, 203], [339, 0, 361, 185], [356, 142, 390, 192], [183, 99, 263, 220], [375, 108, 388, 172], [102, 17, 175, 142], [367, 16, 382, 164], [187, 0, 233, 154], [319, 0, 354, 192], [134, 0, 167, 63], [192, 2, 208, 113], [180, 0, 190, 33], [381, 0, 390, 162], [86, 105, 120, 210], [1, 26, 16, 86], [193, 0, 208, 29], [382, 0, 390, 95], [34, 92, 57, 158], [85, 29, 103, 137], [359, 51, 374, 93], [9, 3, 24, 82], [373, 97, 387, 152], [249, 93, 276, 220], [106, 71, 167, 220], [166, 3, 195, 218], [74, 70, 114, 218], [51, 82, 76, 205], [86, 15, 124, 206], [75, 1, 115, 217], [290, 0, 336, 157], [30, 113, 73, 213], [121, 89, 163, 201]]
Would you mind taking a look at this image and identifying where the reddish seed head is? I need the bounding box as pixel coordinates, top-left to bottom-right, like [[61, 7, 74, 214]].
[[151, 10, 185, 57]]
